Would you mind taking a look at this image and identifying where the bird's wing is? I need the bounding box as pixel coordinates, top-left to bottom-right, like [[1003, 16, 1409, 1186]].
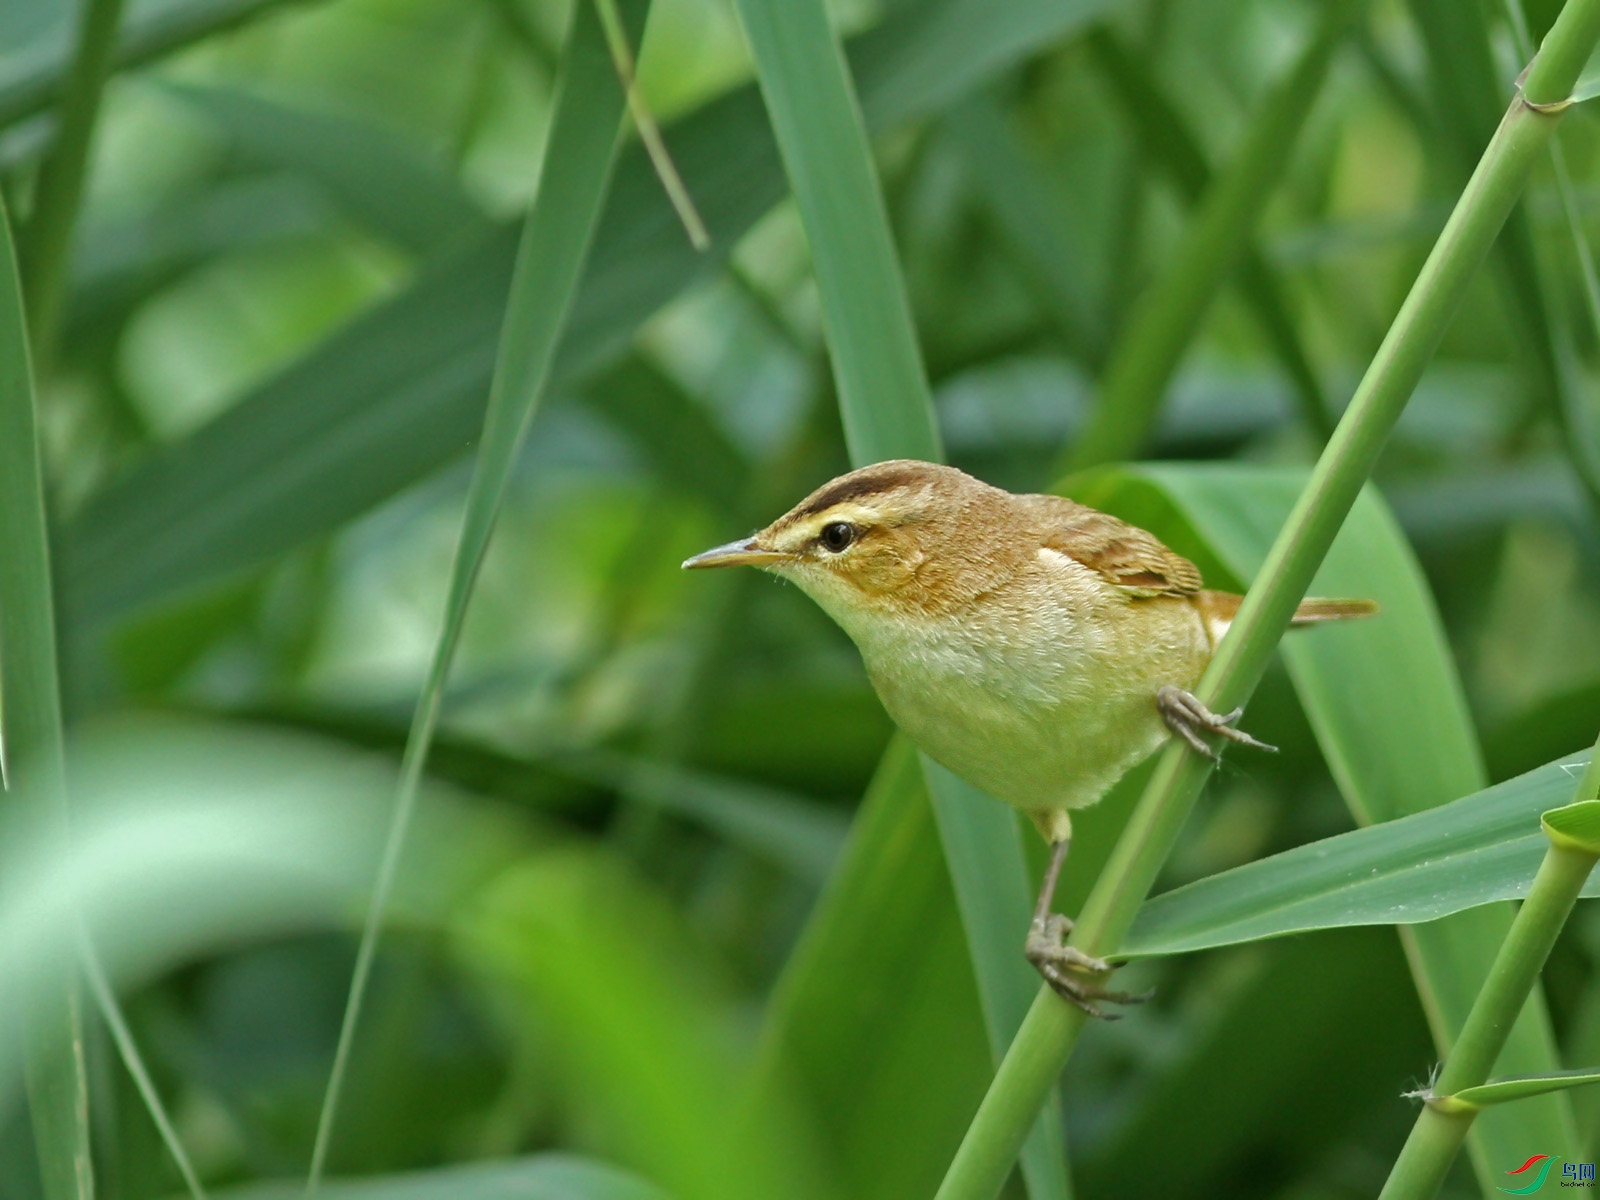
[[1029, 495, 1203, 598]]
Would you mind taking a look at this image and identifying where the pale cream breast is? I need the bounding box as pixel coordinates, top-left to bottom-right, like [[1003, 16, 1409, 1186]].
[[840, 546, 1214, 815]]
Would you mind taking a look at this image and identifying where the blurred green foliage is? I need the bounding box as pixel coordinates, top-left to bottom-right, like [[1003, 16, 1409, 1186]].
[[5, 0, 1600, 1198]]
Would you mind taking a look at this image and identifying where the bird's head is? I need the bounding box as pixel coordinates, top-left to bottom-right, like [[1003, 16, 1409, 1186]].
[[682, 460, 1020, 629]]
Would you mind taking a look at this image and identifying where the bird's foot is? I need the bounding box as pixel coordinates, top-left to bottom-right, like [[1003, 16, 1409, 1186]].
[[1157, 685, 1277, 760], [1025, 914, 1149, 1020]]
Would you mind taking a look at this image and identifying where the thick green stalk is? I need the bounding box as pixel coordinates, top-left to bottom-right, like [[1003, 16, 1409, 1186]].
[[1378, 744, 1600, 1200], [20, 0, 128, 371], [1062, 0, 1356, 473], [934, 1, 1600, 1196], [0, 197, 93, 1200]]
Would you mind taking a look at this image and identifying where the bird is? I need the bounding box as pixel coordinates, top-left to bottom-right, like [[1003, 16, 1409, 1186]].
[[682, 459, 1375, 1016]]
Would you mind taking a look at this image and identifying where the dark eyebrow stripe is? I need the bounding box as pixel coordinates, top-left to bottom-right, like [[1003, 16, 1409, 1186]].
[[791, 464, 927, 518]]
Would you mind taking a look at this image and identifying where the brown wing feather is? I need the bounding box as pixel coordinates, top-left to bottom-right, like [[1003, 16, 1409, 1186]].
[[1028, 495, 1203, 598]]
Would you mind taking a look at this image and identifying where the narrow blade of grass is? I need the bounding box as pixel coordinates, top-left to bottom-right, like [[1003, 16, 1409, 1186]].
[[307, 0, 647, 1181], [4, 189, 203, 1200], [77, 928, 207, 1200], [0, 193, 95, 1200], [1121, 749, 1589, 956], [1375, 758, 1600, 1199], [592, 0, 708, 249], [1063, 1, 1357, 473], [732, 0, 938, 465], [18, 0, 127, 371], [731, 1, 1069, 1195], [1454, 1068, 1600, 1110]]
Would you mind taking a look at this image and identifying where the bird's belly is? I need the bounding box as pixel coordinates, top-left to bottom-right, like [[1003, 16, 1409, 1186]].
[[856, 603, 1208, 815]]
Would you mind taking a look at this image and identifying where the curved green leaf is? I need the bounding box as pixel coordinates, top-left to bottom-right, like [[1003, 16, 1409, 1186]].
[[0, 716, 526, 1108], [1454, 1069, 1600, 1111], [1121, 750, 1591, 958]]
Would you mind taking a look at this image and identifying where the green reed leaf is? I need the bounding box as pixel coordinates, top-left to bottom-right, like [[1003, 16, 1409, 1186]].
[[308, 0, 647, 1180], [1122, 750, 1591, 957], [0, 189, 94, 1200]]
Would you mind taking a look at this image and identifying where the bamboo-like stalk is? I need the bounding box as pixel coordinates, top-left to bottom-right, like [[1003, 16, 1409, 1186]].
[[1378, 743, 1600, 1200], [20, 0, 127, 372], [933, 1, 1600, 1196], [1061, 0, 1357, 473]]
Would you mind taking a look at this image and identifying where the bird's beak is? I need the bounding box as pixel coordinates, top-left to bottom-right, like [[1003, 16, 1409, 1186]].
[[681, 537, 790, 570]]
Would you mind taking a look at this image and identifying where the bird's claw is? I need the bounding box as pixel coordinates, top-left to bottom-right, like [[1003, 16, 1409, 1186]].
[[1025, 914, 1149, 1020], [1157, 685, 1277, 760]]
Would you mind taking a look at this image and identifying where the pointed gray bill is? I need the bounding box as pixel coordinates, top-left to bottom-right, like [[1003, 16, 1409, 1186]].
[[681, 538, 790, 569]]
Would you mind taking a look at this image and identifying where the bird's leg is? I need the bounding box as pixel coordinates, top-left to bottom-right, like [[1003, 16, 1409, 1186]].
[[1156, 685, 1277, 759], [1024, 835, 1148, 1019]]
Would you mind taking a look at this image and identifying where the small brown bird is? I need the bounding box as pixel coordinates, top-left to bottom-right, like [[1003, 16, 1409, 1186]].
[[683, 460, 1374, 1015]]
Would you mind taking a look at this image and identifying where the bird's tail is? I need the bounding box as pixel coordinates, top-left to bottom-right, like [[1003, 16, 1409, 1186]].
[[1289, 597, 1380, 624], [1196, 590, 1377, 647]]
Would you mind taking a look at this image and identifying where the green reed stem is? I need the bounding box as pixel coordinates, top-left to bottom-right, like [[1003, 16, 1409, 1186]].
[[1378, 741, 1600, 1200], [934, 0, 1600, 1195], [20, 0, 127, 373]]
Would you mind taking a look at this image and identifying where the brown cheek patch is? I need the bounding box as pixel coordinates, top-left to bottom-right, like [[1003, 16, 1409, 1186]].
[[844, 541, 915, 596]]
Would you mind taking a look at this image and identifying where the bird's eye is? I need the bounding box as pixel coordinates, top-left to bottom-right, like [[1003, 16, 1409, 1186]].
[[819, 521, 856, 552]]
